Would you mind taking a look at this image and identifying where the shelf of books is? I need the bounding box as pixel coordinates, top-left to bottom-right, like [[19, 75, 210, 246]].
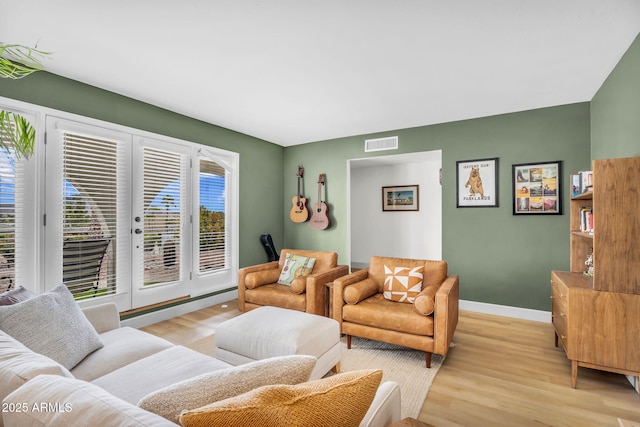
[[569, 176, 593, 274]]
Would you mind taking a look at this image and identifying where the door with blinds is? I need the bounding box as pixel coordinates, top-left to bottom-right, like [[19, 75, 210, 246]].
[[130, 136, 191, 308], [45, 119, 192, 310], [44, 118, 132, 310], [44, 116, 237, 311]]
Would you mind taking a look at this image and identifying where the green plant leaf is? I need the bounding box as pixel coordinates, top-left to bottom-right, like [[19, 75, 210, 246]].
[[0, 110, 35, 159], [0, 43, 50, 80]]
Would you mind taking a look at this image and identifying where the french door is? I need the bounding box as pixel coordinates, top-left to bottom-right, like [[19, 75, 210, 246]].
[[131, 136, 191, 308], [43, 116, 237, 311]]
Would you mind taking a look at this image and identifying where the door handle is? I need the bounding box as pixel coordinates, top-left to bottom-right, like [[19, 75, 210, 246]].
[[135, 228, 142, 234]]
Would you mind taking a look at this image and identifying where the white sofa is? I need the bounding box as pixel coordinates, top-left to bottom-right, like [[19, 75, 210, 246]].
[[0, 301, 401, 427]]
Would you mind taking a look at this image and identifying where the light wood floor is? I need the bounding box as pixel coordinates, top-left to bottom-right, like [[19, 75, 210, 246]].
[[141, 300, 640, 427]]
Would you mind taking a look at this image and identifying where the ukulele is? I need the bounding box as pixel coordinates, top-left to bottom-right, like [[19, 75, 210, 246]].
[[289, 166, 309, 223], [310, 174, 330, 230]]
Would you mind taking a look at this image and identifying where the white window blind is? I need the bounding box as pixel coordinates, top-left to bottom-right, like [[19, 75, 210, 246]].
[[62, 131, 124, 300], [142, 146, 185, 285], [0, 125, 25, 292], [198, 158, 227, 273]]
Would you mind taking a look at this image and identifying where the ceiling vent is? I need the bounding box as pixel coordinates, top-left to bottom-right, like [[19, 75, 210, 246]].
[[364, 136, 398, 152]]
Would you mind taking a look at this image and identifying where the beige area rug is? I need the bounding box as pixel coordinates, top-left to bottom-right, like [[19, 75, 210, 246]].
[[336, 336, 444, 419], [187, 334, 444, 419]]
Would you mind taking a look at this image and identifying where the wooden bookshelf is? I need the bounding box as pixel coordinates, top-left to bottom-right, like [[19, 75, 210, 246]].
[[569, 190, 593, 274], [552, 157, 640, 388]]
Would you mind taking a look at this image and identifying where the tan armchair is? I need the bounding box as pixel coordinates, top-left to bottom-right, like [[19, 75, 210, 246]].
[[332, 256, 459, 368], [238, 249, 349, 316]]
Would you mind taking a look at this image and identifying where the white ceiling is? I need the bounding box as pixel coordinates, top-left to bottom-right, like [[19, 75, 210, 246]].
[[2, 1, 640, 147]]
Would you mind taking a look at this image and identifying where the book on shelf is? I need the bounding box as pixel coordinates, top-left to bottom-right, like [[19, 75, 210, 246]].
[[571, 174, 581, 197], [578, 170, 593, 194], [580, 206, 594, 235]]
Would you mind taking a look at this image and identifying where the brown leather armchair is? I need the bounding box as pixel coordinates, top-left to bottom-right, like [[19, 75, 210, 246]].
[[238, 249, 349, 316], [332, 256, 459, 368]]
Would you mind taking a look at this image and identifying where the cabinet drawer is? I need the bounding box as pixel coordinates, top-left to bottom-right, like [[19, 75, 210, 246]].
[[551, 277, 569, 350], [552, 307, 568, 349]]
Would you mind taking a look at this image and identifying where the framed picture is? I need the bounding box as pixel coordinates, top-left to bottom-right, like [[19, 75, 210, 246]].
[[382, 185, 419, 211], [512, 160, 562, 215], [456, 158, 499, 207]]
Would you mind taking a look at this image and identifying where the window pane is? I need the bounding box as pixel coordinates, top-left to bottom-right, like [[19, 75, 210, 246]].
[[143, 147, 183, 285], [62, 132, 120, 300], [0, 148, 22, 292], [199, 159, 226, 272], [0, 115, 28, 293]]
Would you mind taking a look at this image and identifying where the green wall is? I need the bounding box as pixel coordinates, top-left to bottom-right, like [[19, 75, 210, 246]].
[[5, 32, 639, 312], [0, 72, 284, 269], [285, 103, 591, 311], [591, 33, 640, 160]]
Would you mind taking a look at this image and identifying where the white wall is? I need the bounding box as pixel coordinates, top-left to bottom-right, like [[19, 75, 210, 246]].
[[349, 151, 442, 268]]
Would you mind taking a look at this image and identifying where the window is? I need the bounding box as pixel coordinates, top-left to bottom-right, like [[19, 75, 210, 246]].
[[42, 115, 238, 311], [0, 124, 26, 292], [61, 131, 123, 299], [142, 146, 185, 285], [198, 158, 227, 273]]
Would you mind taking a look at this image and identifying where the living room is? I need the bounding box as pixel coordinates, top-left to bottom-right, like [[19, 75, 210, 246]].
[[1, 2, 640, 426]]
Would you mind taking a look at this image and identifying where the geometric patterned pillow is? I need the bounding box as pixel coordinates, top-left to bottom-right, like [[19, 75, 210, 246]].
[[383, 265, 424, 303]]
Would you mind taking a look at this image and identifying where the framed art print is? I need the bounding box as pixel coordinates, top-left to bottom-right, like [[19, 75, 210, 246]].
[[456, 158, 498, 207], [382, 185, 419, 211], [512, 160, 562, 215]]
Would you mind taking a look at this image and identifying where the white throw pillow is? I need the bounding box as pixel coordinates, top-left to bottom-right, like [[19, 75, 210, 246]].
[[0, 330, 73, 414], [138, 354, 317, 423], [0, 284, 104, 370], [3, 374, 175, 427]]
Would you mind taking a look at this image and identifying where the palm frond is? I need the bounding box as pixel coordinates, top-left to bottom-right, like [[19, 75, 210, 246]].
[[0, 110, 35, 159], [0, 43, 50, 80]]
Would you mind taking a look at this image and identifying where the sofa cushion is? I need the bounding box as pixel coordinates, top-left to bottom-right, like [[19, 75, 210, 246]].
[[138, 354, 316, 423], [277, 253, 316, 286], [0, 330, 73, 424], [244, 284, 307, 311], [343, 293, 435, 336], [0, 284, 103, 370], [179, 369, 383, 427], [383, 265, 424, 303], [0, 286, 34, 306], [71, 326, 174, 382], [92, 345, 232, 405], [3, 374, 178, 427]]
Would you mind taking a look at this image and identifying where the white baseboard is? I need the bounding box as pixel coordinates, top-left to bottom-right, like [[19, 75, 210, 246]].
[[121, 290, 237, 329], [460, 299, 551, 323]]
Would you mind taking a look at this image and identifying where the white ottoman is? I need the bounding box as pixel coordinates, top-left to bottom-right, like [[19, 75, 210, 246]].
[[215, 306, 342, 380]]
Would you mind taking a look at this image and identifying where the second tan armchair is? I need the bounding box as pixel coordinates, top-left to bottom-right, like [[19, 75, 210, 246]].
[[238, 249, 349, 316], [332, 256, 459, 368]]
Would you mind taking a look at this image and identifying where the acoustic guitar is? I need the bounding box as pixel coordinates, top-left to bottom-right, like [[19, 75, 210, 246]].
[[289, 166, 309, 223], [311, 174, 330, 230]]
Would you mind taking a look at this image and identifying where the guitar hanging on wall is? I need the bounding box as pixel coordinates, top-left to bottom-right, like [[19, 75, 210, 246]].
[[311, 173, 330, 230], [289, 166, 309, 223]]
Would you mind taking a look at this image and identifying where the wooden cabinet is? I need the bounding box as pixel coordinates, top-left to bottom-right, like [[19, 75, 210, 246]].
[[551, 271, 640, 388], [552, 156, 640, 388]]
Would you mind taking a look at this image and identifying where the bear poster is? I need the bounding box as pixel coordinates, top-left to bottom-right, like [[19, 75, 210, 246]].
[[456, 158, 499, 207]]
